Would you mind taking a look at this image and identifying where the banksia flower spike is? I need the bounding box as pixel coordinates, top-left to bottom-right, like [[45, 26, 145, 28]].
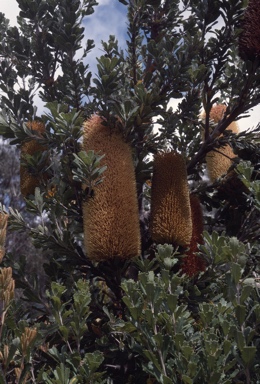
[[150, 151, 192, 247], [0, 267, 15, 311], [203, 104, 239, 183], [82, 115, 141, 261], [20, 327, 37, 356], [0, 212, 8, 263], [182, 194, 205, 277], [20, 121, 47, 197], [239, 0, 260, 62]]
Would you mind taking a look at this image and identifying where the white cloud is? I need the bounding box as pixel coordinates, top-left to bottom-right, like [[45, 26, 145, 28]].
[[1, 0, 19, 26], [83, 0, 127, 72], [238, 106, 259, 131]]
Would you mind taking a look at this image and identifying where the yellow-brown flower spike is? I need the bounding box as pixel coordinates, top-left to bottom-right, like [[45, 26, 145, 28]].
[[82, 115, 141, 261], [239, 0, 260, 62], [150, 151, 192, 247], [0, 212, 8, 263], [20, 327, 37, 356], [0, 267, 15, 310], [182, 195, 205, 277], [203, 104, 239, 183], [20, 121, 46, 197]]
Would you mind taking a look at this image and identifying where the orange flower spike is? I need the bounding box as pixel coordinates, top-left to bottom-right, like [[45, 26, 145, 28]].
[[82, 115, 141, 261], [202, 104, 239, 183], [20, 327, 37, 356], [0, 212, 8, 263], [150, 151, 192, 247], [182, 195, 205, 277], [20, 121, 46, 196]]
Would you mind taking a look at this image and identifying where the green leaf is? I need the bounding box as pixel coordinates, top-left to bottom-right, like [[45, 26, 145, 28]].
[[166, 294, 178, 312], [236, 331, 246, 352], [83, 351, 104, 375], [241, 346, 256, 366], [223, 340, 232, 355], [142, 350, 161, 372], [54, 363, 71, 383], [231, 263, 241, 285], [161, 375, 173, 384], [59, 326, 69, 342], [240, 285, 254, 304], [235, 305, 246, 327], [182, 375, 193, 384]]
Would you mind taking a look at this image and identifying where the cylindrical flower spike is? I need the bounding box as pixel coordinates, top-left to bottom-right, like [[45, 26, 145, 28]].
[[202, 104, 238, 183], [206, 144, 236, 183], [20, 327, 37, 356], [239, 0, 260, 62], [0, 267, 15, 309], [20, 121, 46, 197], [182, 194, 205, 277], [0, 212, 8, 263], [150, 151, 192, 247], [82, 115, 141, 261]]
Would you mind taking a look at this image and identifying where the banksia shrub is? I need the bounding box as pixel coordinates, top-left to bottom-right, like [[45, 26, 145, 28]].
[[150, 151, 192, 247], [82, 115, 141, 261], [182, 194, 205, 277], [20, 121, 46, 197], [0, 212, 8, 263], [239, 0, 260, 62], [203, 104, 239, 182]]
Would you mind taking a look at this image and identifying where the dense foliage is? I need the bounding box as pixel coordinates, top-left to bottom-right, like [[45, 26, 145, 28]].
[[0, 0, 259, 383]]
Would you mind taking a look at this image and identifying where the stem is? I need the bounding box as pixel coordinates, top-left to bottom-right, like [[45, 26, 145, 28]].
[[245, 366, 251, 384], [58, 311, 73, 354], [30, 365, 37, 384], [151, 303, 167, 377], [187, 106, 242, 175], [0, 309, 6, 340]]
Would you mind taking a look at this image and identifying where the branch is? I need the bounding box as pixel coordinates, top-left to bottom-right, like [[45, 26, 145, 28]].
[[187, 106, 243, 174]]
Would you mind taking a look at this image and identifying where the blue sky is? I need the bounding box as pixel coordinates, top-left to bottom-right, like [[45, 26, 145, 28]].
[[1, 0, 259, 131], [1, 0, 128, 112], [82, 0, 127, 72], [1, 0, 128, 73]]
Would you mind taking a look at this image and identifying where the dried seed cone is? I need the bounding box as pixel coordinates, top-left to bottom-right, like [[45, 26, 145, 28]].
[[204, 105, 238, 182], [182, 195, 205, 277], [239, 0, 260, 62], [150, 151, 192, 247], [82, 115, 141, 261], [20, 121, 46, 196]]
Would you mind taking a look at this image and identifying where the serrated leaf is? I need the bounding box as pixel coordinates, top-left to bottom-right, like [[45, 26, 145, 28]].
[[161, 375, 173, 384], [231, 263, 241, 284], [182, 375, 193, 384], [235, 305, 246, 327], [240, 284, 254, 304], [241, 346, 256, 366]]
